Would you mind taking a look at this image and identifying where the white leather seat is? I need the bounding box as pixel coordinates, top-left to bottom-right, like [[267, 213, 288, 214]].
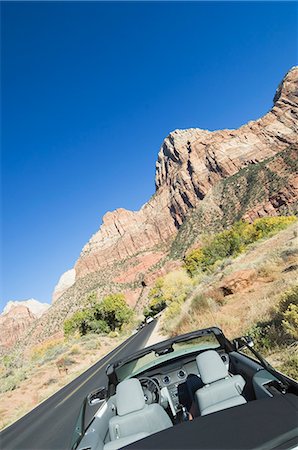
[[195, 350, 247, 416], [104, 378, 172, 450]]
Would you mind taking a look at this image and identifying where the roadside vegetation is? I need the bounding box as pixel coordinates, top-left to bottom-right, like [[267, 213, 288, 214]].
[[1, 216, 297, 430], [246, 285, 298, 379], [151, 217, 297, 379], [143, 270, 193, 319], [63, 293, 134, 337], [0, 292, 136, 430], [184, 216, 296, 276]]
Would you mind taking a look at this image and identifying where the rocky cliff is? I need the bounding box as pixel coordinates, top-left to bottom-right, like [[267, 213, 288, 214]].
[[16, 67, 298, 349], [75, 66, 297, 280], [0, 300, 50, 353]]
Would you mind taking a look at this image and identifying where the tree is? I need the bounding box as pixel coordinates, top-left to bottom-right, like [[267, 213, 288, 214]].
[[64, 309, 94, 337], [96, 294, 133, 331]]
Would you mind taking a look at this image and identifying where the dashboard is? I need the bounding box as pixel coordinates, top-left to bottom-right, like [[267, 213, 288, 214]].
[[138, 351, 230, 416]]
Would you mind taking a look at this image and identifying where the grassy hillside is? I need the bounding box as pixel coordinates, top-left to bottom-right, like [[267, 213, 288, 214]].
[[155, 220, 298, 379]]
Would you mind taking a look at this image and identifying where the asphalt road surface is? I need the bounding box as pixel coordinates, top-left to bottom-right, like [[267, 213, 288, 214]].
[[0, 322, 156, 450]]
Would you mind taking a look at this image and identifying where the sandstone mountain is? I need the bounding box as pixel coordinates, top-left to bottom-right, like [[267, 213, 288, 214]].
[[75, 66, 297, 278], [3, 299, 50, 317], [17, 67, 298, 349], [0, 300, 50, 353]]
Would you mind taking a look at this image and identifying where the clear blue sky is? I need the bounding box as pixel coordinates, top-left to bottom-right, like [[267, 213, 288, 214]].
[[1, 1, 297, 311]]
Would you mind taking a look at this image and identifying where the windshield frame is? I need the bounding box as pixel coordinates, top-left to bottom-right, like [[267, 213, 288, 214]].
[[106, 326, 233, 387]]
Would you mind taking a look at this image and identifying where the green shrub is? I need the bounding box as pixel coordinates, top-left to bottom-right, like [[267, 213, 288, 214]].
[[282, 304, 298, 340], [277, 350, 298, 380], [162, 302, 182, 334], [246, 322, 279, 352], [63, 293, 134, 337], [278, 285, 298, 316], [253, 216, 297, 238], [144, 271, 192, 318], [144, 278, 167, 317], [184, 216, 297, 276], [88, 319, 110, 334], [108, 331, 119, 338], [64, 310, 94, 337], [0, 368, 28, 393], [246, 285, 298, 353], [190, 294, 210, 314]]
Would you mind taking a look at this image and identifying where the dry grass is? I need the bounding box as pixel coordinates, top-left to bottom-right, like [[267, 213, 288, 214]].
[[0, 332, 130, 430], [161, 223, 298, 340]]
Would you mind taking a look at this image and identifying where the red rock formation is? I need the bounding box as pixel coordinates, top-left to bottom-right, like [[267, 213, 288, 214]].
[[15, 67, 298, 349], [0, 305, 37, 352], [74, 67, 298, 283]]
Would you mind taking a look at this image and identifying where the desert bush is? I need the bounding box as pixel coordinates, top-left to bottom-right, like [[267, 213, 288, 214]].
[[257, 260, 280, 280], [246, 285, 298, 353], [190, 294, 210, 314], [278, 285, 298, 316], [84, 339, 102, 350], [161, 302, 182, 335], [276, 349, 298, 380], [144, 278, 167, 318], [1, 352, 24, 370], [0, 368, 28, 393], [144, 271, 192, 317], [108, 331, 119, 338], [282, 304, 298, 340], [43, 377, 57, 387], [253, 216, 297, 238], [31, 338, 67, 363], [69, 345, 81, 355], [184, 216, 296, 276]]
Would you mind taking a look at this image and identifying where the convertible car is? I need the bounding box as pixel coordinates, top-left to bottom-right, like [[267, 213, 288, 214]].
[[71, 327, 298, 450]]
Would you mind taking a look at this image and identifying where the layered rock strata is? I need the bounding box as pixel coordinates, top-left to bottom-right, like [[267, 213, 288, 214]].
[[18, 68, 297, 349], [75, 67, 298, 281]]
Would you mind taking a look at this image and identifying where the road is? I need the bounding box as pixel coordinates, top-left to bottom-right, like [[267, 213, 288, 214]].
[[0, 322, 156, 450]]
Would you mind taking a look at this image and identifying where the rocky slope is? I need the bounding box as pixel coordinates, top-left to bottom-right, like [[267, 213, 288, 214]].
[[17, 67, 298, 349], [75, 66, 297, 280], [0, 300, 50, 353]]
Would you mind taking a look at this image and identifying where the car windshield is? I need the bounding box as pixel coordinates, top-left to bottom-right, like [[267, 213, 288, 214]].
[[116, 333, 220, 382]]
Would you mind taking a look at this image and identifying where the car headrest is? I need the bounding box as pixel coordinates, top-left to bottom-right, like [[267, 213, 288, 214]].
[[196, 350, 228, 384], [116, 378, 145, 416]]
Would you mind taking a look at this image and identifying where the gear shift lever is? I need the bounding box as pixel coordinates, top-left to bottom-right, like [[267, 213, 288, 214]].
[[178, 404, 190, 421]]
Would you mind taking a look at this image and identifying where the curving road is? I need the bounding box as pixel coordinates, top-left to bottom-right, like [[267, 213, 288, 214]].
[[0, 322, 156, 450]]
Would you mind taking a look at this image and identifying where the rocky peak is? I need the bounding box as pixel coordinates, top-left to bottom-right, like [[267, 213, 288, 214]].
[[52, 269, 76, 303], [52, 67, 298, 312], [3, 299, 50, 317], [155, 67, 298, 226], [273, 66, 298, 106], [0, 304, 36, 352], [0, 299, 50, 353]]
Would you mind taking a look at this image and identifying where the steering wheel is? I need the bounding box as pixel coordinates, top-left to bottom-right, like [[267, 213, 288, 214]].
[[138, 377, 161, 405]]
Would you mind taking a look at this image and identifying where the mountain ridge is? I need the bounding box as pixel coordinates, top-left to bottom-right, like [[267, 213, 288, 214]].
[[5, 67, 298, 352]]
